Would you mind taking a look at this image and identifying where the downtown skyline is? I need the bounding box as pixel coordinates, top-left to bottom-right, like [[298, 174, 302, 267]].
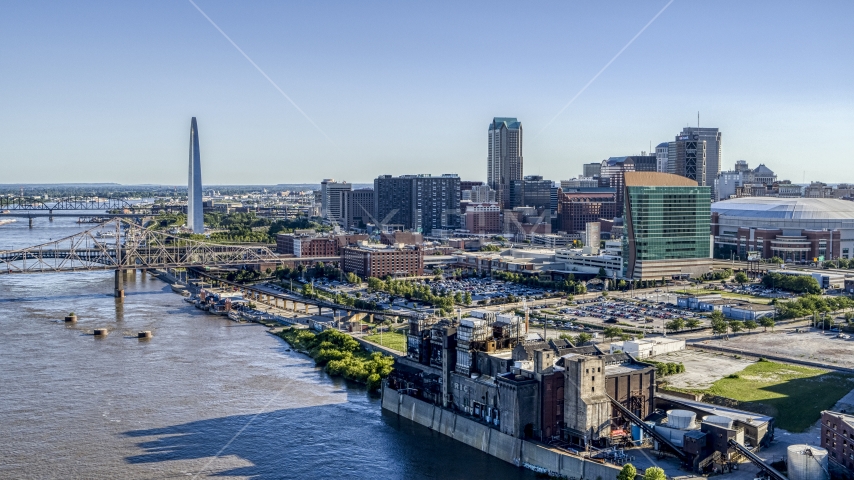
[[1, 1, 852, 185]]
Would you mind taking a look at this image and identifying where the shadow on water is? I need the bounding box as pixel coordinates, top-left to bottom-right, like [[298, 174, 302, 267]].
[[123, 403, 536, 480]]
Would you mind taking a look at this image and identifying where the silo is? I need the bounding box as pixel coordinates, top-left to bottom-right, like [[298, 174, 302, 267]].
[[787, 444, 829, 480], [666, 410, 696, 429], [703, 415, 734, 429]]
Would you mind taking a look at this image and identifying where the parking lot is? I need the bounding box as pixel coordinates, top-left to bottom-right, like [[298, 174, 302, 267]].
[[529, 296, 704, 336]]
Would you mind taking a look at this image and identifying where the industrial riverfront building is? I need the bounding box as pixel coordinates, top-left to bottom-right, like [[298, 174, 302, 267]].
[[711, 197, 854, 262], [187, 117, 204, 233], [374, 174, 461, 234], [623, 172, 713, 280], [386, 314, 776, 475], [488, 117, 523, 210]]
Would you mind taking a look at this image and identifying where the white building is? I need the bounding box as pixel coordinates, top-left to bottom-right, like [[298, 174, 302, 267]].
[[609, 338, 686, 359], [320, 179, 352, 224]]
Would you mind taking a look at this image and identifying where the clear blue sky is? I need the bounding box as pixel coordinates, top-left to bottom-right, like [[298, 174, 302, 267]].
[[1, 1, 852, 185]]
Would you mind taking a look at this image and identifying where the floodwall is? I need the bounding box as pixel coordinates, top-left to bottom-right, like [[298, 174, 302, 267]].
[[383, 387, 620, 479]]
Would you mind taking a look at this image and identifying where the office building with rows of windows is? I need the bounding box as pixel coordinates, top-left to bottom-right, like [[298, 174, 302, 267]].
[[623, 172, 713, 280]]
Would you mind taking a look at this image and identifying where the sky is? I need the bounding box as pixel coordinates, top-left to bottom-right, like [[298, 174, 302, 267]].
[[1, 0, 852, 185]]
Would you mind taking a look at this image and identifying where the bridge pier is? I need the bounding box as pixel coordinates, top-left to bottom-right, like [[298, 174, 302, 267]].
[[114, 269, 125, 299]]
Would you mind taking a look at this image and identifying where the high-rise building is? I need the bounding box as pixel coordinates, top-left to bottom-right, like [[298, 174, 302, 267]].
[[655, 142, 670, 173], [469, 184, 496, 203], [583, 162, 602, 178], [320, 179, 352, 224], [374, 174, 461, 234], [623, 172, 712, 280], [509, 175, 552, 212], [599, 156, 656, 216], [187, 117, 204, 233], [343, 188, 375, 230], [672, 127, 721, 196], [487, 117, 523, 209]]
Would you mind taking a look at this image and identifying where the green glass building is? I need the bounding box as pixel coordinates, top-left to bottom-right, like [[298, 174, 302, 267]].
[[623, 172, 712, 280]]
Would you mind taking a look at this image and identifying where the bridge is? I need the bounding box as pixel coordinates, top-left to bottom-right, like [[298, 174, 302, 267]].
[[0, 196, 138, 211], [0, 218, 285, 299]]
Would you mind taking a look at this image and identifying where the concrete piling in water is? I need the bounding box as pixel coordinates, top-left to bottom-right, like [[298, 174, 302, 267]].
[[64, 314, 77, 323], [93, 328, 108, 337], [138, 331, 152, 339], [114, 269, 124, 299]]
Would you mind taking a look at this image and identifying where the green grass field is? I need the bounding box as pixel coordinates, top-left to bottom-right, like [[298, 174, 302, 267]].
[[697, 360, 854, 432], [364, 331, 406, 353]]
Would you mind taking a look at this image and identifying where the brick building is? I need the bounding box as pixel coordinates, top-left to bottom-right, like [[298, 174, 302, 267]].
[[557, 191, 618, 234], [821, 410, 854, 477], [465, 202, 501, 234], [276, 232, 367, 257], [342, 244, 424, 278]]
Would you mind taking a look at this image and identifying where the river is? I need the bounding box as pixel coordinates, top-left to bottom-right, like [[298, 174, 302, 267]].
[[0, 216, 535, 479]]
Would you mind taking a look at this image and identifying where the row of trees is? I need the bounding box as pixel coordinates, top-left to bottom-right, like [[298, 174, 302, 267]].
[[493, 271, 587, 295], [664, 317, 703, 332], [601, 277, 669, 291], [761, 272, 822, 294], [776, 294, 854, 319], [366, 277, 469, 315], [708, 310, 774, 338]]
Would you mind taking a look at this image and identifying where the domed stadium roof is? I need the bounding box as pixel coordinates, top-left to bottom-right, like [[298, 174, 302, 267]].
[[712, 197, 854, 220]]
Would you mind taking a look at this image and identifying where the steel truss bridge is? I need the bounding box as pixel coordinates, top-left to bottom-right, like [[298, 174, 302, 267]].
[[0, 196, 138, 211], [0, 218, 282, 276]]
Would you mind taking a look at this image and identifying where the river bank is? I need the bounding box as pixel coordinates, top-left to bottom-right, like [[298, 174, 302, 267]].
[[275, 327, 394, 391]]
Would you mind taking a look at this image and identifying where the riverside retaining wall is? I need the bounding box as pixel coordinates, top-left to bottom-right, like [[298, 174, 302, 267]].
[[382, 387, 620, 479]]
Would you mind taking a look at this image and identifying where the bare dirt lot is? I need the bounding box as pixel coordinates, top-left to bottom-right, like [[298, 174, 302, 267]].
[[698, 327, 854, 369], [652, 349, 756, 390]]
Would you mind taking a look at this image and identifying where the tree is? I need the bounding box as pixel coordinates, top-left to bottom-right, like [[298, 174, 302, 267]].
[[464, 291, 472, 306], [665, 318, 685, 333], [643, 466, 667, 480], [760, 317, 776, 332], [617, 463, 637, 480], [685, 318, 702, 329], [576, 332, 593, 345], [744, 320, 758, 332], [603, 326, 623, 341], [711, 318, 729, 338], [708, 310, 725, 323], [735, 271, 749, 285], [729, 320, 744, 333]]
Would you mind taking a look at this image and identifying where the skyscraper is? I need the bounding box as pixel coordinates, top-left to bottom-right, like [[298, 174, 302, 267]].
[[320, 179, 352, 224], [622, 172, 712, 280], [374, 174, 460, 233], [672, 127, 721, 197], [187, 117, 203, 233], [487, 117, 523, 209]]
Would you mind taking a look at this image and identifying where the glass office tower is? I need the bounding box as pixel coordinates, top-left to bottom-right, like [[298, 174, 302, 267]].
[[623, 172, 712, 280]]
